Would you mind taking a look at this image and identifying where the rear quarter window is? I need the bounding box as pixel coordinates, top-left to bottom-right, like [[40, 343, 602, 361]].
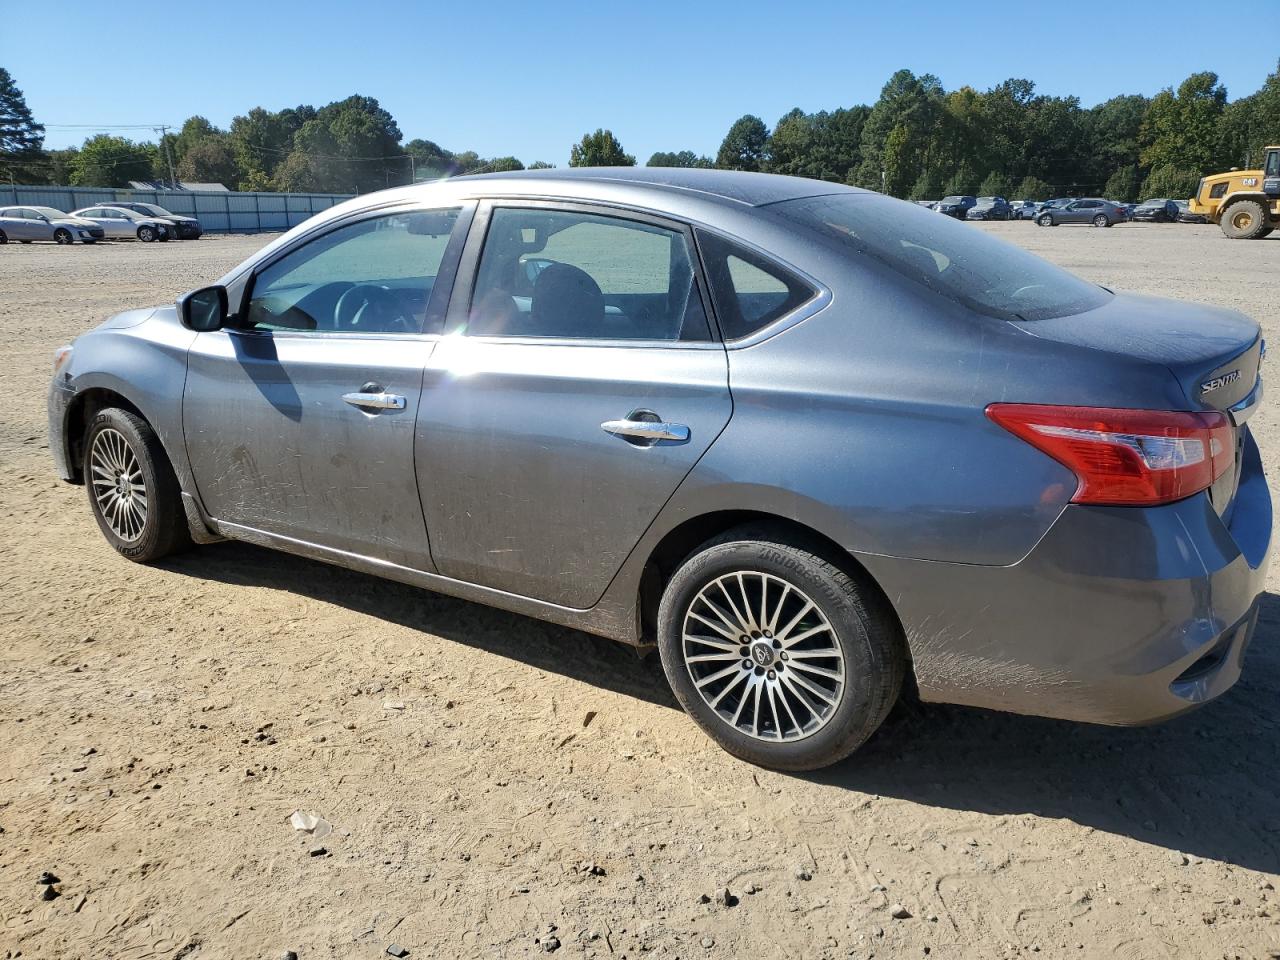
[[696, 230, 816, 340]]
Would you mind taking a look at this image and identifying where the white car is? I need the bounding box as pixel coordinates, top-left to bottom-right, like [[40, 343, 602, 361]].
[[0, 205, 106, 244], [70, 206, 173, 242]]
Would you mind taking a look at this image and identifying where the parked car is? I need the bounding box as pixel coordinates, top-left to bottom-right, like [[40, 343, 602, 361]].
[[915, 200, 938, 210], [1009, 200, 1038, 220], [107, 202, 203, 239], [965, 196, 1012, 221], [1132, 198, 1180, 223], [1107, 201, 1136, 221], [48, 169, 1269, 771], [1175, 200, 1209, 224], [935, 195, 977, 218], [0, 205, 105, 244], [70, 206, 172, 242], [1036, 198, 1126, 227]]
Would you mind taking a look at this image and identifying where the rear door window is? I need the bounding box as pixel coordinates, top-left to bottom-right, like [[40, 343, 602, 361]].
[[696, 231, 816, 340]]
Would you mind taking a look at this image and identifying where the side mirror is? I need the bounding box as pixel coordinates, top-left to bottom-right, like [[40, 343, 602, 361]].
[[178, 285, 228, 332]]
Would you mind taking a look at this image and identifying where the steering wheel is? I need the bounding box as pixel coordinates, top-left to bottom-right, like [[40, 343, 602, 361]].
[[334, 284, 414, 333]]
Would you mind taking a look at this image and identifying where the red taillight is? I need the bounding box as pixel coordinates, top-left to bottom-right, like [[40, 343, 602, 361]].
[[986, 404, 1234, 506]]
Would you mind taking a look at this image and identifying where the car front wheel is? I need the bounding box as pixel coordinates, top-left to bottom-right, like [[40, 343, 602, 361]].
[[54, 228, 73, 244], [1037, 214, 1054, 227], [657, 530, 904, 771], [83, 407, 191, 562], [137, 226, 156, 242]]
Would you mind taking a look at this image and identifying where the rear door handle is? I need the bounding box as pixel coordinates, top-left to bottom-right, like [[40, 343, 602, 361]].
[[601, 417, 690, 443], [342, 391, 406, 411]]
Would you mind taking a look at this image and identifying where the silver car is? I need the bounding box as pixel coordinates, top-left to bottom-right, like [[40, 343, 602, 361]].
[[106, 201, 203, 239], [47, 169, 1270, 771], [69, 206, 172, 242], [0, 205, 105, 244]]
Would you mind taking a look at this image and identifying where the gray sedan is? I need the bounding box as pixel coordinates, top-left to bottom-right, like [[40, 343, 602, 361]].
[[69, 206, 172, 242], [1036, 198, 1126, 227], [47, 169, 1270, 771], [0, 206, 105, 244]]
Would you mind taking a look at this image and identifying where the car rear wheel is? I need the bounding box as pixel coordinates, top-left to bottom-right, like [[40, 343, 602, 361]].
[[54, 228, 73, 245], [1221, 200, 1270, 240], [657, 530, 904, 771], [1092, 214, 1110, 228], [83, 408, 191, 562], [137, 226, 156, 242], [0, 229, 7, 243], [1037, 214, 1054, 227]]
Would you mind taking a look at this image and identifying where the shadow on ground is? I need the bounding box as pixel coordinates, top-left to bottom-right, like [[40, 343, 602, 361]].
[[167, 542, 1280, 874]]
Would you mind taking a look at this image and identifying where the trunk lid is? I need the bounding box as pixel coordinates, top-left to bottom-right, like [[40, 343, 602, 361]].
[[1013, 292, 1263, 518]]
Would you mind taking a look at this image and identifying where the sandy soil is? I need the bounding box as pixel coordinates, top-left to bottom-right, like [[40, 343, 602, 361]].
[[1, 223, 1279, 960]]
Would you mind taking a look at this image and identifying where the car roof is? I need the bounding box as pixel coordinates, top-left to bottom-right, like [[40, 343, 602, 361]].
[[448, 167, 865, 208]]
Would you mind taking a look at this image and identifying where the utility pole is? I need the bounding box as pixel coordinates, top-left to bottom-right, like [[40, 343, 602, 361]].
[[155, 125, 177, 188], [409, 154, 415, 184]]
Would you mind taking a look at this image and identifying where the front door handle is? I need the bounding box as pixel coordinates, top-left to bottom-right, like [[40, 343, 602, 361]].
[[342, 391, 406, 411], [601, 417, 690, 443]]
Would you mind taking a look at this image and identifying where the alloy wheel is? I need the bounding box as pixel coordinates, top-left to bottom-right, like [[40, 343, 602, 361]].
[[89, 427, 148, 541], [681, 571, 846, 742]]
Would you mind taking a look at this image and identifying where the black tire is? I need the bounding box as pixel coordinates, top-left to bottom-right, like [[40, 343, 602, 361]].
[[1220, 200, 1271, 240], [657, 529, 905, 771], [1260, 227, 1275, 239], [1037, 214, 1054, 227], [157, 231, 170, 242], [1092, 214, 1109, 228], [137, 226, 156, 243], [20, 240, 32, 244], [83, 407, 192, 562], [0, 229, 7, 243], [54, 228, 73, 245]]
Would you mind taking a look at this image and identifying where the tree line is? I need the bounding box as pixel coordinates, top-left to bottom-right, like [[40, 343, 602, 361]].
[[2, 63, 1277, 199]]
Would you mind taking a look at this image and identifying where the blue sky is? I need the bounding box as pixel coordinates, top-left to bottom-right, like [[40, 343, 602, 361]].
[[3, 0, 1276, 164]]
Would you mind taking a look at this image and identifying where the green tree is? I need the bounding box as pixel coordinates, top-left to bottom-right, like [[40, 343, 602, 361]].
[[1013, 175, 1052, 201], [569, 128, 634, 167], [1102, 165, 1140, 202], [230, 105, 315, 190], [481, 156, 524, 173], [1217, 60, 1280, 169], [1140, 164, 1201, 200], [528, 160, 555, 170], [943, 163, 978, 197], [405, 138, 455, 178], [178, 137, 238, 186], [854, 70, 945, 192], [1086, 94, 1149, 184], [69, 135, 155, 187], [647, 149, 713, 168], [716, 115, 768, 171], [0, 67, 45, 183], [278, 95, 406, 193], [1139, 72, 1228, 173], [978, 170, 1013, 197], [909, 168, 945, 200]]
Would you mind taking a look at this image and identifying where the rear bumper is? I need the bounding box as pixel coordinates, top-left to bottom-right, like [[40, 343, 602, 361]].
[[862, 430, 1272, 725]]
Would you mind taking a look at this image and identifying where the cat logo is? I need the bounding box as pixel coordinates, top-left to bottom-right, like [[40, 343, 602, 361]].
[[1243, 177, 1258, 187]]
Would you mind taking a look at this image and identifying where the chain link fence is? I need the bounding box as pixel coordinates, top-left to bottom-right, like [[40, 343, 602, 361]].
[[1, 185, 354, 233]]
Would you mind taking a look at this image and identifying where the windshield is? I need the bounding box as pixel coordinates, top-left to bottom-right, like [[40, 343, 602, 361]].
[[140, 204, 174, 216], [1139, 199, 1166, 206], [940, 196, 967, 203], [772, 193, 1112, 322]]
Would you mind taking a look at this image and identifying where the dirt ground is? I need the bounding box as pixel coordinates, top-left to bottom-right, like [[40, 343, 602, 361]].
[[1, 222, 1279, 960]]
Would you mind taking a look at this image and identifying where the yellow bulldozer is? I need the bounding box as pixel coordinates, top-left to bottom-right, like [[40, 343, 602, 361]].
[[1188, 145, 1280, 238]]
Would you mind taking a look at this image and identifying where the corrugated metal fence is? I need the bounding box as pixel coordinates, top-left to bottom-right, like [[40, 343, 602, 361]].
[[1, 185, 354, 233]]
